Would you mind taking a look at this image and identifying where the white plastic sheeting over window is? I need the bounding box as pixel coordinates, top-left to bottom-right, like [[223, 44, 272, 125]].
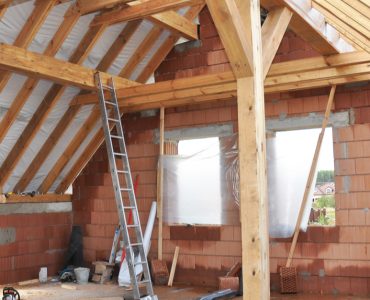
[[163, 130, 327, 237]]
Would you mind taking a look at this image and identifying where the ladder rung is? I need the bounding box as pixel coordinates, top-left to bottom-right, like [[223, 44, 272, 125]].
[[123, 206, 136, 209], [110, 135, 123, 139], [114, 152, 127, 157], [131, 243, 143, 247], [117, 170, 129, 174], [120, 188, 133, 192], [107, 118, 120, 123], [134, 261, 148, 266], [137, 279, 151, 285], [102, 84, 114, 90], [127, 224, 139, 228], [104, 100, 117, 106]]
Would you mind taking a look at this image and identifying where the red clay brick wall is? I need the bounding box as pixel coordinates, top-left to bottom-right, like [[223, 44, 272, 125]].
[[0, 212, 71, 284], [71, 6, 370, 295]]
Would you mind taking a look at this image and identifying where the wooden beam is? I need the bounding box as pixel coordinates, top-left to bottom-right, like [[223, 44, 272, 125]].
[[0, 23, 109, 189], [0, 193, 71, 204], [261, 7, 292, 79], [206, 0, 254, 77], [136, 4, 204, 82], [0, 0, 57, 93], [157, 107, 165, 261], [0, 3, 8, 19], [71, 51, 370, 110], [0, 43, 139, 90], [13, 20, 141, 192], [0, 5, 81, 144], [38, 109, 101, 193], [91, 0, 203, 26], [236, 0, 269, 297]]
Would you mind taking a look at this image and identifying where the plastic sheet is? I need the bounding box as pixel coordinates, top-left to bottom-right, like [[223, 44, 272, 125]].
[[162, 132, 318, 237]]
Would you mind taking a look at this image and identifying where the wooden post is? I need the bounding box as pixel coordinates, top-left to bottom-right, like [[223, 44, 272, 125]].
[[168, 246, 180, 286], [157, 107, 165, 260], [286, 85, 336, 267], [236, 2, 270, 299]]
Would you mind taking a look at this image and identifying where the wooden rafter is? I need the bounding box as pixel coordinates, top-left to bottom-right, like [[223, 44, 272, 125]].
[[38, 109, 101, 193], [14, 20, 142, 192], [91, 0, 200, 40], [0, 0, 57, 92], [0, 22, 109, 188], [0, 2, 8, 19], [53, 5, 205, 193], [261, 7, 292, 79], [75, 0, 132, 14], [312, 0, 370, 53], [0, 43, 139, 90], [260, 0, 353, 55], [206, 0, 254, 77], [0, 5, 81, 144]]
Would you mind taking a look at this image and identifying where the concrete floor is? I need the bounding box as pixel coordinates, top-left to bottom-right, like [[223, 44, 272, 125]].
[[4, 282, 367, 300]]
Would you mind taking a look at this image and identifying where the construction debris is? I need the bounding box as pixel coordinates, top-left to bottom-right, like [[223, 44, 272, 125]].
[[92, 262, 114, 284], [150, 260, 169, 286]]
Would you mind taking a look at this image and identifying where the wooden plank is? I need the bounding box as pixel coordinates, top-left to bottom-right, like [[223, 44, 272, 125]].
[[13, 20, 141, 192], [206, 0, 253, 77], [0, 193, 71, 204], [261, 7, 292, 79], [157, 107, 165, 261], [0, 24, 109, 189], [167, 246, 179, 287], [286, 85, 336, 267], [38, 109, 101, 193], [0, 6, 81, 144], [0, 0, 57, 93], [0, 3, 8, 19], [136, 4, 204, 82], [91, 0, 203, 26], [0, 43, 139, 90]]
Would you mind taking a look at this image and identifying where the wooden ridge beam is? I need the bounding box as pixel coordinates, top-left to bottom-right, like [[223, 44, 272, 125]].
[[0, 43, 139, 90], [0, 0, 57, 92], [261, 7, 292, 79], [13, 20, 142, 192], [0, 193, 71, 204], [0, 5, 81, 144], [0, 22, 109, 188]]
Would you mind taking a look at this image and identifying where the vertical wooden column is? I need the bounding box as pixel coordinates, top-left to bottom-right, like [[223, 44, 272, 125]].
[[157, 107, 165, 260], [237, 2, 269, 299]]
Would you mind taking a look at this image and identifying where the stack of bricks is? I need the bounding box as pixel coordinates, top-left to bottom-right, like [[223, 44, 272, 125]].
[[0, 212, 71, 284]]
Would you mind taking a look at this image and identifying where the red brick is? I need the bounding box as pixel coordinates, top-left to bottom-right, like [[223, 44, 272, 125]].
[[336, 159, 355, 175], [218, 276, 239, 291], [355, 158, 370, 174], [349, 244, 369, 260], [347, 141, 364, 158], [354, 124, 370, 141], [337, 127, 354, 142], [350, 175, 365, 192], [348, 209, 366, 225], [336, 209, 349, 225]]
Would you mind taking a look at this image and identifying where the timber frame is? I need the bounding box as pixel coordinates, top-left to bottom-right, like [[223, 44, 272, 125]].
[[0, 1, 369, 299]]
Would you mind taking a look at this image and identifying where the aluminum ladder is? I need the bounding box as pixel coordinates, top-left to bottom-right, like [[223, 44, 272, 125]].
[[95, 72, 157, 300]]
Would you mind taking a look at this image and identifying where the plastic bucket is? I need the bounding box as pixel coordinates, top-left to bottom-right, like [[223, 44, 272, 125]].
[[39, 267, 47, 283], [74, 267, 90, 284]]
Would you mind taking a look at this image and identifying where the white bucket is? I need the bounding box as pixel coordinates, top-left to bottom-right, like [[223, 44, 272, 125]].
[[39, 267, 47, 283], [74, 267, 90, 284]]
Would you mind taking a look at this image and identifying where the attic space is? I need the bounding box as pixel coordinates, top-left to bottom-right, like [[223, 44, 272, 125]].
[[0, 1, 370, 300]]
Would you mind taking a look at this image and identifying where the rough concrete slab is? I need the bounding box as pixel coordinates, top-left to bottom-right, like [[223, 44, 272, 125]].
[[0, 202, 72, 215]]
